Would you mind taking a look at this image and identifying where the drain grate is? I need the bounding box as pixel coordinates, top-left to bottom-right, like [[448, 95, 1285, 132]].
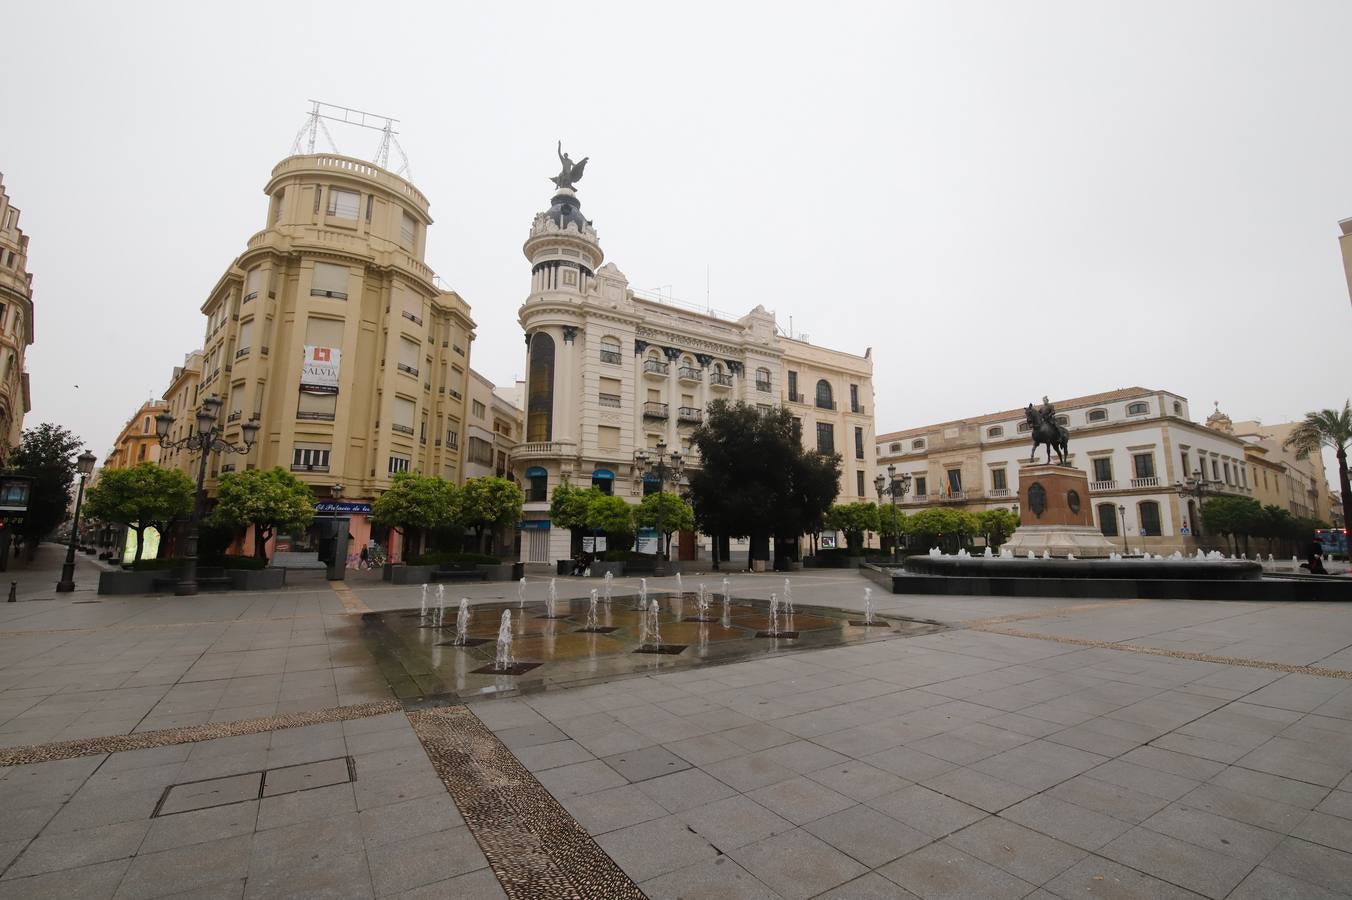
[[153, 755, 355, 816]]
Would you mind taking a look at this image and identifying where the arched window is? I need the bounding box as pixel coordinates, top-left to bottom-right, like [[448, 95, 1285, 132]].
[[1055, 415, 1069, 426], [1017, 421, 1033, 433], [527, 332, 555, 443], [889, 442, 901, 453], [1086, 409, 1108, 423], [815, 379, 834, 410], [143, 416, 151, 434], [1138, 501, 1162, 536], [1098, 503, 1119, 537], [911, 438, 926, 451], [1126, 401, 1149, 416], [525, 466, 548, 502], [1172, 401, 1182, 415], [755, 367, 771, 391], [987, 426, 1003, 439], [591, 469, 614, 496], [599, 336, 621, 365]]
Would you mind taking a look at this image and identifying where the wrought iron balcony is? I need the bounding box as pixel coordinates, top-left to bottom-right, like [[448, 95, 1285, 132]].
[[678, 406, 703, 423], [599, 349, 622, 365], [710, 373, 733, 388], [678, 366, 702, 383], [643, 359, 669, 376], [643, 401, 669, 419]]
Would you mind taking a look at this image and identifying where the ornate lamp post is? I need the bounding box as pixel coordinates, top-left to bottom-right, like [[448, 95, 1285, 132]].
[[155, 395, 259, 596], [1117, 503, 1129, 555], [873, 464, 911, 563], [634, 440, 684, 569], [55, 450, 98, 593], [1174, 468, 1221, 544]]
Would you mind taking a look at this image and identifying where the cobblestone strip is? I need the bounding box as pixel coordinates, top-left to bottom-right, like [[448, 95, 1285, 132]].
[[407, 705, 646, 900], [0, 699, 402, 767], [972, 624, 1352, 680]]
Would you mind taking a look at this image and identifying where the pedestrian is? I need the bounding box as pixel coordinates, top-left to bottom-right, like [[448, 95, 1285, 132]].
[[1302, 537, 1327, 575], [359, 544, 369, 569]]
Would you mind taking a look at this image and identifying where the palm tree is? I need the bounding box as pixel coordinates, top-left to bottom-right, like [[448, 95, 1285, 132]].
[[1284, 400, 1352, 541]]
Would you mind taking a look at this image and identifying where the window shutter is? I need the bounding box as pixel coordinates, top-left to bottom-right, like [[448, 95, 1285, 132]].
[[393, 397, 416, 429], [329, 189, 360, 219], [401, 212, 417, 246], [398, 338, 420, 367], [304, 316, 344, 347], [311, 263, 349, 298], [237, 320, 254, 349]]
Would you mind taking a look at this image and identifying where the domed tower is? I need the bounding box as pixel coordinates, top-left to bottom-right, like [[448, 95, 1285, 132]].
[[519, 145, 603, 448], [1205, 401, 1234, 435]]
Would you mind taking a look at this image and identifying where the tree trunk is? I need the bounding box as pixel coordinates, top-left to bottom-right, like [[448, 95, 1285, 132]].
[[255, 524, 266, 560], [1338, 446, 1352, 544], [132, 525, 145, 563]]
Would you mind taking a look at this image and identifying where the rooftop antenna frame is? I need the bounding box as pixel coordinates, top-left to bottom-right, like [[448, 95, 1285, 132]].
[[290, 100, 412, 179]]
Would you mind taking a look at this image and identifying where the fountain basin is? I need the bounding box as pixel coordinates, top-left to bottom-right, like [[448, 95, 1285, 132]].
[[863, 558, 1352, 601]]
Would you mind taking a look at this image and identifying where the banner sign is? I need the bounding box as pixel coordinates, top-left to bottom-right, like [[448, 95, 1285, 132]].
[[314, 501, 372, 514], [301, 346, 341, 394]]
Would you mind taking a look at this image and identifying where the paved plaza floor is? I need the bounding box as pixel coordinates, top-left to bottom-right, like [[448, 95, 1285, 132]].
[[1, 544, 1351, 898]]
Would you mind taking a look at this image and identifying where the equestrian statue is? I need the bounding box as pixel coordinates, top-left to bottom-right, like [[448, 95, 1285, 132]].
[[1024, 396, 1069, 465]]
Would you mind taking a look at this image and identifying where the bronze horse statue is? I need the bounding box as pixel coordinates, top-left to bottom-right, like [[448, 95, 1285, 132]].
[[1024, 404, 1069, 465]]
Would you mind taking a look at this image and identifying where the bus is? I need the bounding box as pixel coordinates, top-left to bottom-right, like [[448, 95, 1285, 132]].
[[1316, 528, 1348, 556]]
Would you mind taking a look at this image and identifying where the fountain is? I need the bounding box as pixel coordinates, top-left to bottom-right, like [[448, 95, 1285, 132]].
[[603, 571, 614, 602], [675, 572, 684, 596], [1026, 550, 1035, 560], [586, 589, 599, 630], [1000, 548, 1013, 559], [419, 584, 429, 625], [864, 587, 874, 625], [783, 578, 794, 615], [983, 546, 993, 558], [722, 578, 731, 608], [543, 578, 560, 618], [757, 592, 799, 639], [455, 596, 470, 645], [690, 583, 713, 622], [928, 547, 942, 557], [641, 598, 661, 648], [494, 610, 514, 670], [637, 578, 648, 611], [436, 585, 446, 626], [518, 577, 527, 608]]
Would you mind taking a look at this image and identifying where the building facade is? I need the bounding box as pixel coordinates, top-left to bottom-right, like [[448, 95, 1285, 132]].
[[0, 173, 34, 459], [157, 350, 204, 477], [1227, 416, 1333, 522], [191, 153, 474, 556], [876, 388, 1256, 554], [463, 369, 523, 483], [104, 399, 169, 470], [1340, 216, 1352, 310], [515, 172, 875, 566]]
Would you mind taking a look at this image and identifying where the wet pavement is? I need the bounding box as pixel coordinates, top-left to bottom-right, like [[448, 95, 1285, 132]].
[[354, 593, 945, 702]]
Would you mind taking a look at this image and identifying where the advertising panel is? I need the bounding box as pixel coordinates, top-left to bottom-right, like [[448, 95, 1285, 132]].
[[301, 346, 341, 394]]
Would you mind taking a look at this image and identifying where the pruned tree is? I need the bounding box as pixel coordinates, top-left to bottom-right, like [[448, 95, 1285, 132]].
[[823, 502, 879, 554], [634, 491, 695, 559], [586, 493, 637, 554], [371, 473, 456, 560], [975, 508, 1020, 550], [876, 503, 907, 554], [211, 467, 315, 561], [83, 463, 194, 562], [456, 476, 524, 556]]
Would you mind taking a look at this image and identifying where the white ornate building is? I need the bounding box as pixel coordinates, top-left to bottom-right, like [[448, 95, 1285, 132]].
[[514, 173, 875, 565]]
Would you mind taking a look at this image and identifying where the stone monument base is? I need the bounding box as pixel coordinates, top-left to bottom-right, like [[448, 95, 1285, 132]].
[[1001, 525, 1118, 559]]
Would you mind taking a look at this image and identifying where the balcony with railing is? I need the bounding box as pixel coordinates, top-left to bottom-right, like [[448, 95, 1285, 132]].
[[788, 391, 804, 403], [643, 401, 669, 420], [678, 406, 703, 424], [1090, 480, 1117, 491], [988, 487, 1011, 498], [297, 411, 336, 421], [710, 373, 733, 388], [513, 440, 577, 460], [1130, 476, 1160, 488], [392, 424, 415, 435], [598, 393, 621, 409], [226, 411, 242, 422], [291, 463, 330, 473], [401, 310, 423, 326], [643, 359, 669, 377], [816, 398, 838, 411], [755, 380, 771, 392], [235, 347, 250, 359], [678, 366, 702, 383], [397, 363, 419, 377], [599, 349, 622, 365], [851, 404, 866, 415]]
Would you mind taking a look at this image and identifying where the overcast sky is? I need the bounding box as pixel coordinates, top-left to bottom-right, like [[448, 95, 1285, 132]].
[[4, 1, 1351, 482]]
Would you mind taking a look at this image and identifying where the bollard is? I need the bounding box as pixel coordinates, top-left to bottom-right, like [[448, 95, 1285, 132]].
[[7, 581, 15, 602]]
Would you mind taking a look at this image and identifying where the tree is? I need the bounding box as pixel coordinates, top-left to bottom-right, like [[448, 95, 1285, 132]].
[[976, 508, 1020, 550], [549, 481, 595, 555], [634, 491, 695, 558], [1285, 400, 1352, 544], [823, 502, 879, 554], [456, 476, 524, 556], [906, 507, 975, 553], [83, 463, 194, 562], [8, 423, 83, 549], [689, 400, 840, 570], [371, 473, 456, 559], [1202, 496, 1263, 556], [586, 493, 637, 554], [876, 503, 907, 554], [211, 467, 315, 561]]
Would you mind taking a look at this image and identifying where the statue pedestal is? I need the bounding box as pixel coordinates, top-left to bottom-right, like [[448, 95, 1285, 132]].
[[1003, 464, 1117, 558]]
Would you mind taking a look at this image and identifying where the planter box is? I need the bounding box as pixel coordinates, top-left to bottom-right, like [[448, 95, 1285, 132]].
[[386, 565, 436, 585], [587, 561, 625, 579], [98, 570, 162, 595], [476, 562, 525, 582], [228, 568, 285, 591]]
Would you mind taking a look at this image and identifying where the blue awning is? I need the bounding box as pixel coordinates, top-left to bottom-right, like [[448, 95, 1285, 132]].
[[525, 466, 548, 477], [591, 469, 614, 480], [643, 472, 660, 482]]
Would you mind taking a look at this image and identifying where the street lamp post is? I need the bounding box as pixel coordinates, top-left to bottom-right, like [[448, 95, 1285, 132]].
[[155, 395, 259, 596], [1117, 504, 1129, 555], [1175, 468, 1221, 547], [874, 464, 911, 563], [634, 440, 683, 572], [55, 450, 98, 593]]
